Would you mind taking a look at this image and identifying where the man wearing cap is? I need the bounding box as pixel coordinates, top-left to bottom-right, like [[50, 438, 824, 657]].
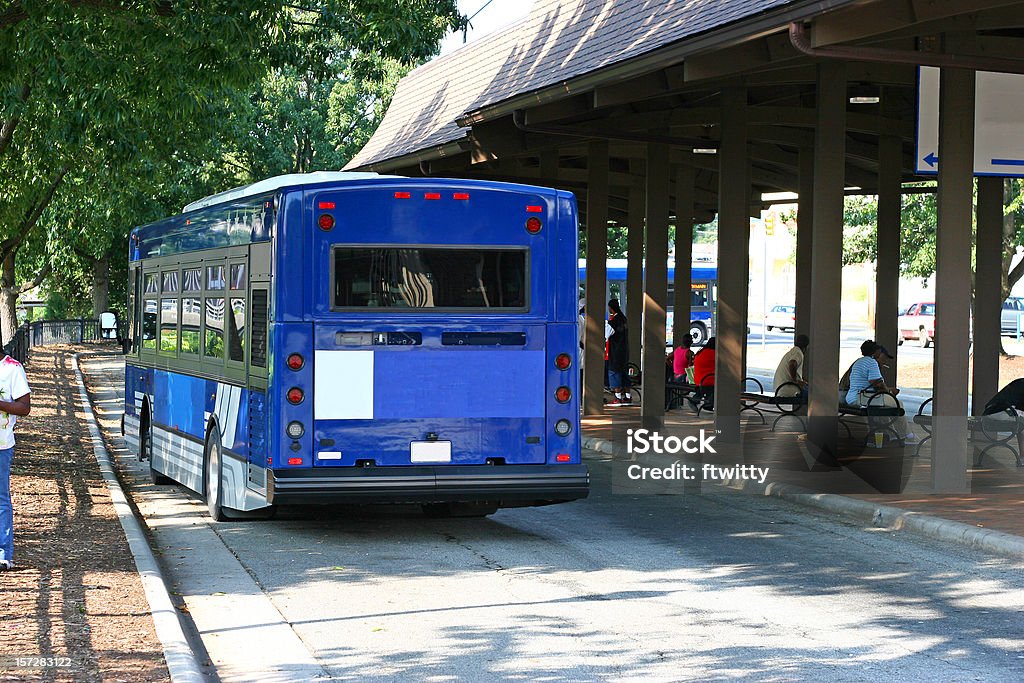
[[845, 339, 915, 443]]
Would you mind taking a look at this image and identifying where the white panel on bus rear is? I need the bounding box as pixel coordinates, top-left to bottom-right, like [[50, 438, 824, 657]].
[[314, 350, 374, 420]]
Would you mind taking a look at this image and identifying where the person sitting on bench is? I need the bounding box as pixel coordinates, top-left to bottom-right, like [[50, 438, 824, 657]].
[[845, 340, 916, 444], [773, 334, 809, 400], [689, 337, 716, 410], [981, 378, 1024, 456]]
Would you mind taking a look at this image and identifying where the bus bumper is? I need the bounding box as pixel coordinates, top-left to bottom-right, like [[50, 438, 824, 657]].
[[267, 464, 589, 506]]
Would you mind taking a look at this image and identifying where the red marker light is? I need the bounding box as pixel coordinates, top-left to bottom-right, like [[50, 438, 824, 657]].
[[424, 192, 441, 200], [554, 353, 572, 370], [286, 353, 304, 371], [555, 386, 571, 403], [287, 457, 303, 466], [526, 205, 543, 213], [453, 192, 470, 200], [556, 454, 571, 462], [287, 387, 304, 404], [525, 217, 542, 234], [394, 191, 411, 199], [318, 201, 336, 210], [318, 214, 335, 230]]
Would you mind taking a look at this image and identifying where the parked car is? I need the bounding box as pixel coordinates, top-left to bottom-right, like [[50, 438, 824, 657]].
[[898, 302, 935, 347], [1001, 297, 1024, 336], [764, 304, 796, 332]]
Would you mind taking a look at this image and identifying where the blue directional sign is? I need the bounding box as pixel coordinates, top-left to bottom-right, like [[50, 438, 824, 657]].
[[916, 66, 1024, 178]]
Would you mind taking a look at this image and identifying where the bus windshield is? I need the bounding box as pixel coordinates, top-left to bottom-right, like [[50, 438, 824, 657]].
[[332, 246, 528, 310]]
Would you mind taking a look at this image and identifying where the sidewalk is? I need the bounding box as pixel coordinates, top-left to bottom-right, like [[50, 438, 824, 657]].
[[583, 406, 1024, 555], [0, 344, 168, 682]]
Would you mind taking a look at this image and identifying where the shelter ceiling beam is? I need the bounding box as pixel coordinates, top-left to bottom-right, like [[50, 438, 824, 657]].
[[811, 0, 1024, 47], [591, 65, 686, 109], [682, 32, 801, 83]]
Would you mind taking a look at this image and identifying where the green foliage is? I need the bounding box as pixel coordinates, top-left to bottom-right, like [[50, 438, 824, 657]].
[[842, 186, 940, 281], [41, 292, 69, 320], [0, 0, 465, 326]]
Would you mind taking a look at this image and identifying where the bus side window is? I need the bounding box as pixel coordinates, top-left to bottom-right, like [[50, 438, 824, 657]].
[[142, 299, 158, 350], [205, 297, 225, 359], [228, 297, 245, 362]]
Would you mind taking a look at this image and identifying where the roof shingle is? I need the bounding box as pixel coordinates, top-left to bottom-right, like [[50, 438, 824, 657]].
[[347, 0, 802, 170]]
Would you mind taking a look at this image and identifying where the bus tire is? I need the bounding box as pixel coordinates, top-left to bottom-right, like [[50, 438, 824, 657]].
[[422, 502, 499, 518], [689, 323, 708, 346], [204, 427, 230, 522], [141, 408, 173, 485]]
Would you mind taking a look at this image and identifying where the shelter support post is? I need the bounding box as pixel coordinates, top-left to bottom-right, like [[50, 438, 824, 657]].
[[876, 130, 902, 387], [673, 159, 695, 349], [714, 88, 749, 443], [583, 141, 610, 416], [973, 176, 1004, 415], [627, 183, 645, 367], [641, 140, 670, 427], [806, 61, 846, 464], [795, 147, 814, 339], [932, 66, 975, 492]]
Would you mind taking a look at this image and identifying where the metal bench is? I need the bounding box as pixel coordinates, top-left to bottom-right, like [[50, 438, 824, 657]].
[[838, 391, 905, 444], [739, 381, 806, 430], [912, 398, 1024, 466], [666, 372, 715, 414]]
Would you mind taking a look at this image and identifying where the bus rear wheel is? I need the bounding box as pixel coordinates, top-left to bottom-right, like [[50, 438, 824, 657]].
[[204, 428, 229, 522], [422, 502, 499, 518]]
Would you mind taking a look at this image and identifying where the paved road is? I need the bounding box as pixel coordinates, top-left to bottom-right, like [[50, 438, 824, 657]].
[[81, 355, 1024, 682]]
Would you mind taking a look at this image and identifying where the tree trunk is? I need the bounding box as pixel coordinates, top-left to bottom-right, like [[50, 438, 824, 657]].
[[91, 255, 109, 316], [0, 251, 19, 346]]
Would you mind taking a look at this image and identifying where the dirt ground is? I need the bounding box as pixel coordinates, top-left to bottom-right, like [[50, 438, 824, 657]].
[[0, 345, 168, 682], [895, 352, 1024, 392]]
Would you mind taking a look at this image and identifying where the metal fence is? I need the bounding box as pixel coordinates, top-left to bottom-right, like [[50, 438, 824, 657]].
[[2, 319, 117, 364]]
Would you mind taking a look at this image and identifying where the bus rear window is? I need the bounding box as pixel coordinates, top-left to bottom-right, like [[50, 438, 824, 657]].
[[333, 247, 528, 310]]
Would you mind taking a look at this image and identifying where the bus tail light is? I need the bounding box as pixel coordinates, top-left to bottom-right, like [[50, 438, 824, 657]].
[[424, 192, 441, 200], [554, 353, 572, 370], [287, 457, 303, 466], [287, 421, 305, 439], [525, 217, 542, 234], [556, 454, 571, 462], [555, 386, 571, 403], [287, 387, 304, 404], [526, 205, 543, 213], [453, 192, 470, 200], [318, 214, 335, 230], [395, 191, 411, 199], [554, 419, 572, 436], [287, 353, 304, 370]]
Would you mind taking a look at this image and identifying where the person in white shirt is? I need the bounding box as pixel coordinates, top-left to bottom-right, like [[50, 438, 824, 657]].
[[0, 354, 31, 571], [773, 334, 809, 399]]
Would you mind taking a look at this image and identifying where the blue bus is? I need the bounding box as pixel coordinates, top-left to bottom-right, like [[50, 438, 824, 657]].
[[578, 259, 717, 345], [122, 172, 588, 520]]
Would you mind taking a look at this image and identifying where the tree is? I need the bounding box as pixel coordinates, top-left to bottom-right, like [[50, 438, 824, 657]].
[[0, 1, 465, 341]]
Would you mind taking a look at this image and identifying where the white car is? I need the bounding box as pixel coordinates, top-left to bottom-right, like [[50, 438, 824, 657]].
[[764, 305, 796, 332]]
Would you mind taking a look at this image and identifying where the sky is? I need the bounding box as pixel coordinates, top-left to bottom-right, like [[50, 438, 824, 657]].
[[438, 0, 534, 56]]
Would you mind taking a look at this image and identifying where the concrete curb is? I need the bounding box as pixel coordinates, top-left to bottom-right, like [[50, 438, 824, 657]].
[[72, 355, 204, 683], [581, 435, 1024, 560]]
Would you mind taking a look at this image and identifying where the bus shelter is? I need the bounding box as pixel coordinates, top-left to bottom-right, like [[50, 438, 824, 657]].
[[347, 0, 1024, 492]]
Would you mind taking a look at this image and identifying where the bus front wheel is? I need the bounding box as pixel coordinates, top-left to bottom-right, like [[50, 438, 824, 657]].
[[689, 323, 708, 346], [204, 428, 230, 522]]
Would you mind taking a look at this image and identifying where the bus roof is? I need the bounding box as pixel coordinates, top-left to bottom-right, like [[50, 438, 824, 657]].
[[182, 171, 393, 212]]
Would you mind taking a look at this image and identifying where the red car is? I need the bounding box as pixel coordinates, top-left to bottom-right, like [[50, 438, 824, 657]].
[[898, 302, 935, 347]]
